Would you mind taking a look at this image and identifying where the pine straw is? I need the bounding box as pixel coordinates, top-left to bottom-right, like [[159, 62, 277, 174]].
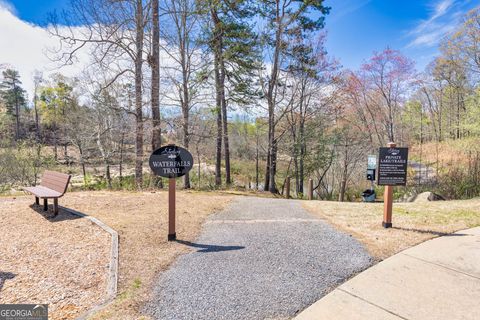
[[302, 198, 480, 260], [0, 191, 233, 320]]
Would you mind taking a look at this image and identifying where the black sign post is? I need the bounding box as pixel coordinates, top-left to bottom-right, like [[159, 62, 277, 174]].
[[378, 143, 408, 228], [149, 144, 193, 240]]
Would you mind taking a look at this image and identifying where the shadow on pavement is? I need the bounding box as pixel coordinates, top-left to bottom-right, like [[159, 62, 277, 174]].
[[392, 226, 468, 237], [175, 239, 245, 253]]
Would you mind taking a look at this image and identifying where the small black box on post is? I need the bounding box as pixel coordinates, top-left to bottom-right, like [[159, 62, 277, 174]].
[[366, 169, 376, 181]]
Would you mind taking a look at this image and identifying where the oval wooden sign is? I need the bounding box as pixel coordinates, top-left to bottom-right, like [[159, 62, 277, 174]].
[[149, 145, 194, 178]]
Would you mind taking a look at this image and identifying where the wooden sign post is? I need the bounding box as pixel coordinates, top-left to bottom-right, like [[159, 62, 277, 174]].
[[383, 183, 394, 228], [149, 144, 193, 241], [377, 142, 409, 228], [168, 178, 176, 240], [285, 176, 290, 199], [308, 179, 313, 200]]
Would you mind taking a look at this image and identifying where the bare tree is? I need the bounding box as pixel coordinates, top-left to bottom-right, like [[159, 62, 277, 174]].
[[160, 0, 206, 188], [149, 0, 162, 187], [50, 0, 149, 188]]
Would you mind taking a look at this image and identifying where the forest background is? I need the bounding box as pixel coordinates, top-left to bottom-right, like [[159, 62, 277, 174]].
[[2, 0, 480, 201]]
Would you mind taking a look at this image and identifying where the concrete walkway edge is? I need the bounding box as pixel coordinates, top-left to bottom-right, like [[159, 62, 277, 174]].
[[295, 226, 480, 320]]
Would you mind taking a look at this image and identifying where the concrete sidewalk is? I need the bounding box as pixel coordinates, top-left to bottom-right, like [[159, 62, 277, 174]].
[[295, 227, 480, 320]]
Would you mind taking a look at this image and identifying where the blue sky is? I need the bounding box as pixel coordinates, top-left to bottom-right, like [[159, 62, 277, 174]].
[[3, 0, 68, 25], [2, 0, 480, 74], [324, 0, 479, 71]]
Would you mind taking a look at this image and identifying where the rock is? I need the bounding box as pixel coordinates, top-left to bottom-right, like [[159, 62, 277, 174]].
[[428, 192, 446, 201], [414, 191, 446, 202]]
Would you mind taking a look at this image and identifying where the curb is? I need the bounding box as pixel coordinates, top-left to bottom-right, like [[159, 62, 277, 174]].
[[60, 206, 119, 320]]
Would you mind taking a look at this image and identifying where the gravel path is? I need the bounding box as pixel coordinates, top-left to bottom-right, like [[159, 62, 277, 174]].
[[145, 197, 373, 320]]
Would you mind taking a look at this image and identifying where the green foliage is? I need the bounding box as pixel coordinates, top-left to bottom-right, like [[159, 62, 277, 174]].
[[0, 141, 55, 192], [200, 0, 262, 104], [463, 88, 480, 135], [0, 69, 27, 117], [38, 79, 75, 128]]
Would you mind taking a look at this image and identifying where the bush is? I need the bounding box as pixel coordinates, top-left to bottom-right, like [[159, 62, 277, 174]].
[[0, 141, 55, 192]]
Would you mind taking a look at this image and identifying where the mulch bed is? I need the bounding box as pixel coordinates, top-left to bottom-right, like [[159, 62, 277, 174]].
[[0, 196, 111, 320]]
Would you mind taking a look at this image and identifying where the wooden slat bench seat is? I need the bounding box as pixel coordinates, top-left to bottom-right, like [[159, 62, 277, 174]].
[[23, 170, 71, 216]]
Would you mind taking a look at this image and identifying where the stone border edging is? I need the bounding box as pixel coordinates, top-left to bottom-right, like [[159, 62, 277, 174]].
[[60, 206, 119, 320]]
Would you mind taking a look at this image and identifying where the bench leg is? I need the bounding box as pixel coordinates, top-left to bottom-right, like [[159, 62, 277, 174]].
[[53, 199, 59, 217], [43, 198, 48, 211], [35, 197, 39, 205]]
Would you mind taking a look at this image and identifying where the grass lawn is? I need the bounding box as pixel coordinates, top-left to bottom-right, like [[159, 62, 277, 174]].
[[302, 198, 480, 260]]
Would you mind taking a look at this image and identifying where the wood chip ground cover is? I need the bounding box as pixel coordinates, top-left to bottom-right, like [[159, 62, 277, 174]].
[[1, 191, 233, 320], [0, 197, 111, 319]]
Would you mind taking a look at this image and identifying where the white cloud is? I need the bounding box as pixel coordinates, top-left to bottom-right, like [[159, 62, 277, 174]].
[[0, 5, 87, 99], [407, 0, 465, 48], [328, 0, 372, 23]]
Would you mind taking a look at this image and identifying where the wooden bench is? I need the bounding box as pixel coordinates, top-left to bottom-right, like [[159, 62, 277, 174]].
[[23, 170, 71, 216]]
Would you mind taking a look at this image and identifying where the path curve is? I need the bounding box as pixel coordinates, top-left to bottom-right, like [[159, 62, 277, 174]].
[[295, 227, 480, 320], [145, 197, 372, 320]]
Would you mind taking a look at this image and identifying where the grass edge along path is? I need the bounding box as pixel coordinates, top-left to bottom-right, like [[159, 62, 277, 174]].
[[302, 198, 480, 260]]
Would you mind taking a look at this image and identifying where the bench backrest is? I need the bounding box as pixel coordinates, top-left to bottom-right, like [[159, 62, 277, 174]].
[[40, 170, 71, 195]]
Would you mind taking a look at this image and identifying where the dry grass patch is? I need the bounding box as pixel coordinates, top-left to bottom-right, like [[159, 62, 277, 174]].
[[59, 190, 233, 320], [302, 199, 480, 260]]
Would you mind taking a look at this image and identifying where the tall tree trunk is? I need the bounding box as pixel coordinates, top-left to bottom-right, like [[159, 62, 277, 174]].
[[182, 102, 191, 189], [255, 131, 259, 190], [299, 131, 305, 194], [212, 9, 222, 187], [13, 82, 20, 140], [339, 138, 348, 202], [64, 145, 68, 165], [196, 145, 201, 189], [105, 161, 112, 189], [293, 154, 299, 195], [134, 0, 144, 189], [79, 145, 87, 186], [218, 41, 230, 185], [269, 137, 278, 193], [119, 132, 124, 187], [265, 6, 282, 194], [53, 125, 58, 161], [150, 0, 162, 188], [33, 84, 40, 141], [264, 149, 270, 191], [214, 66, 222, 187], [180, 5, 191, 189], [339, 171, 347, 202]]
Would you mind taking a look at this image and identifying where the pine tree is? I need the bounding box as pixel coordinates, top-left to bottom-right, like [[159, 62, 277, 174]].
[[0, 69, 27, 140], [260, 0, 329, 193], [203, 0, 261, 186]]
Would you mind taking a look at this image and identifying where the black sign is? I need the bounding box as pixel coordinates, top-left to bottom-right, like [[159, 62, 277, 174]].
[[149, 145, 193, 178], [378, 147, 409, 186], [366, 169, 376, 181]]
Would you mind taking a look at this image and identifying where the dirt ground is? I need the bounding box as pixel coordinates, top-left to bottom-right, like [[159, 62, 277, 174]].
[[60, 190, 233, 320], [4, 189, 478, 319], [0, 191, 233, 320], [0, 197, 111, 320], [303, 199, 480, 260]]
